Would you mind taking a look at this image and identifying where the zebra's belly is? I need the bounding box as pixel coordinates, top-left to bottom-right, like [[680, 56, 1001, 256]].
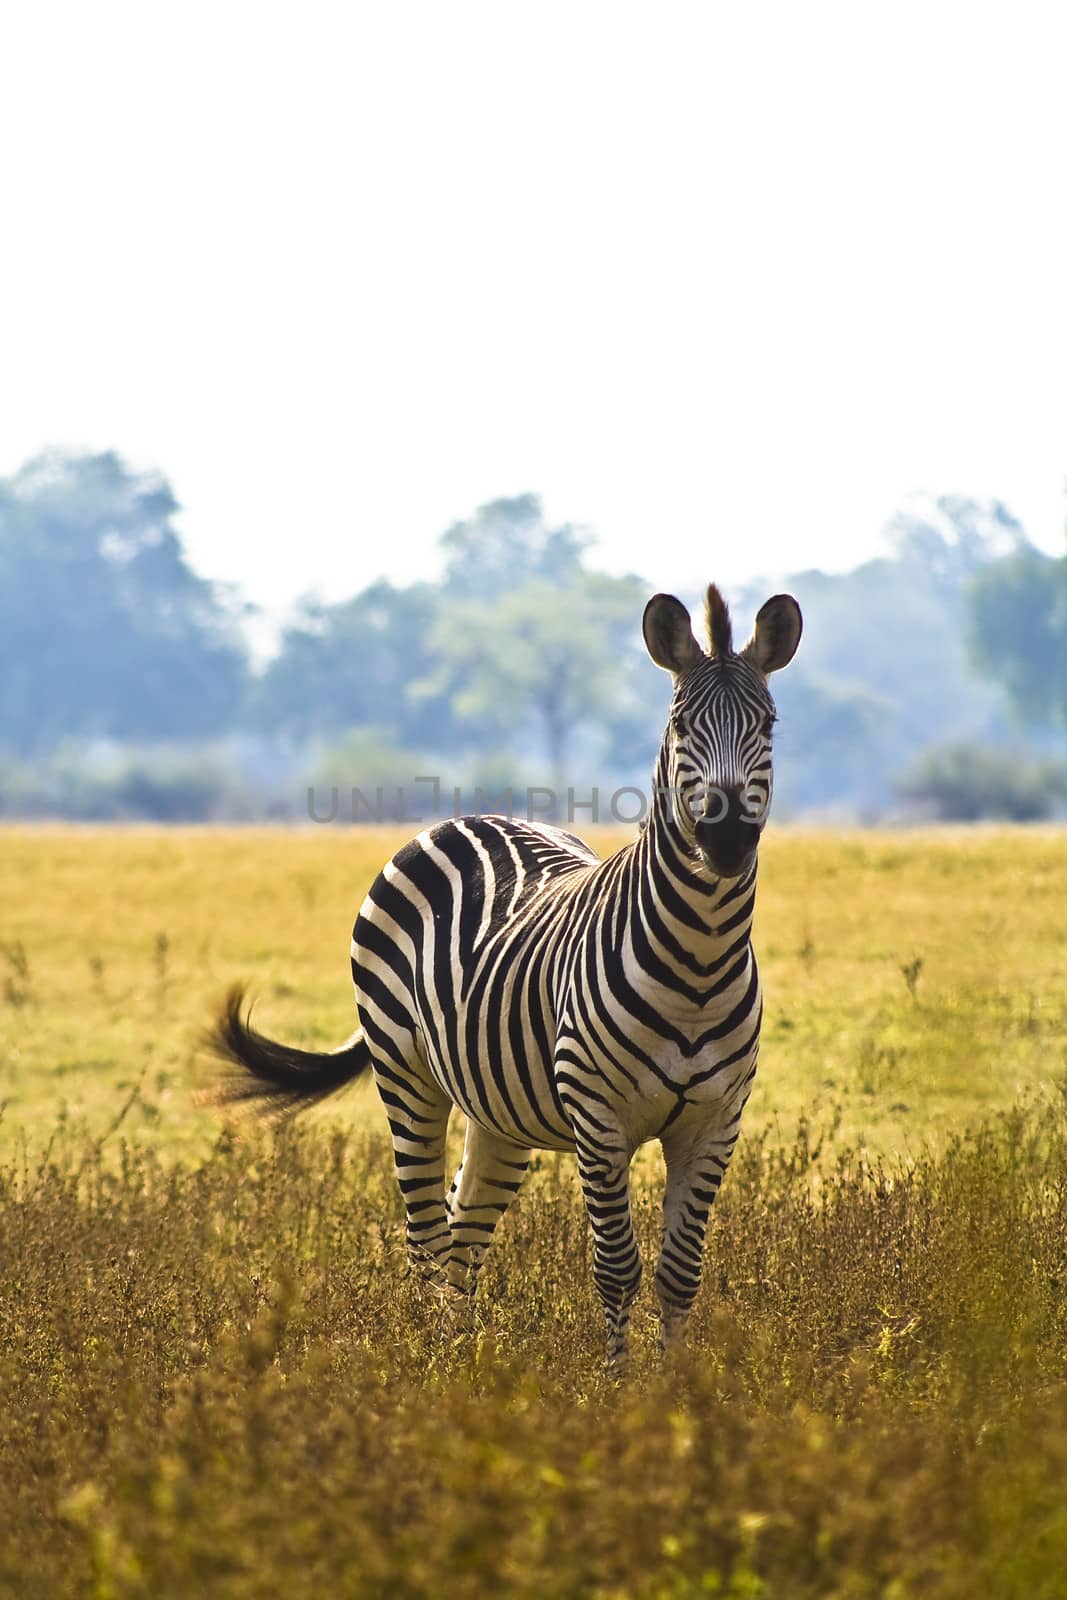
[[458, 1099, 576, 1154], [422, 1020, 577, 1153], [421, 1026, 759, 1154]]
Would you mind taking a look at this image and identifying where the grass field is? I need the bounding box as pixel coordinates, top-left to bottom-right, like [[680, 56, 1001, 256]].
[[3, 824, 1066, 1158], [2, 824, 1067, 1596]]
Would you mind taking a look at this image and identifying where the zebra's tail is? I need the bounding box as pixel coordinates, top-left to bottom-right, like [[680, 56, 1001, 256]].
[[206, 983, 372, 1114]]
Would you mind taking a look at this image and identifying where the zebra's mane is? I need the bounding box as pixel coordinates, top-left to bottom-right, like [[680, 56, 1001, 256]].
[[704, 584, 733, 657]]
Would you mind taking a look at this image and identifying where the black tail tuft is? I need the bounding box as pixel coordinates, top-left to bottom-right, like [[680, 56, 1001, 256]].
[[204, 984, 372, 1115]]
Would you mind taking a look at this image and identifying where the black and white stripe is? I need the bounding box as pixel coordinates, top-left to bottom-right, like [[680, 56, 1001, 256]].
[[212, 583, 802, 1364]]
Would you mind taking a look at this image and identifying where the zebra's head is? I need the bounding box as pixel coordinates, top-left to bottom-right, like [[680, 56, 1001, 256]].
[[643, 584, 802, 880]]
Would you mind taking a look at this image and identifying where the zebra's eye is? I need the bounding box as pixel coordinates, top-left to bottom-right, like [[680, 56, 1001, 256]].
[[670, 714, 688, 739], [762, 714, 776, 739]]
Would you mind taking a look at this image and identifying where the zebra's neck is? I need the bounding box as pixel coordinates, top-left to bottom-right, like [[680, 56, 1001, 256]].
[[625, 752, 758, 981]]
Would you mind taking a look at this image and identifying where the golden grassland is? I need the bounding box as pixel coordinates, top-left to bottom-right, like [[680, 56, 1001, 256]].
[[2, 824, 1067, 1597], [1, 823, 1065, 1157]]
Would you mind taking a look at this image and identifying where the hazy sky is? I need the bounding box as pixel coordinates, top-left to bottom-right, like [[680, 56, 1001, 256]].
[[2, 2, 1066, 611]]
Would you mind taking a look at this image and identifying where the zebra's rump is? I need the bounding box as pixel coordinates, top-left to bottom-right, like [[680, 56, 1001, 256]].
[[350, 815, 600, 1149]]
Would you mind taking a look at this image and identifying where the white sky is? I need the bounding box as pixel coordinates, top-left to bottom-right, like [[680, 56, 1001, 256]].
[[2, 1, 1066, 613]]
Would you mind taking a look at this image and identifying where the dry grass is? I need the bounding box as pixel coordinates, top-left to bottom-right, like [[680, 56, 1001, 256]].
[[1, 823, 1065, 1156], [2, 824, 1067, 1595], [3, 1107, 1067, 1596]]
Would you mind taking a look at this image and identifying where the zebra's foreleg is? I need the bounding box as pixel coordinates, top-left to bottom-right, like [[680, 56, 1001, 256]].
[[444, 1119, 531, 1305], [655, 1123, 738, 1352], [574, 1133, 642, 1368]]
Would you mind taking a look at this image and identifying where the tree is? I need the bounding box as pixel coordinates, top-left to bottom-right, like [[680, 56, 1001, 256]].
[[256, 496, 661, 791], [731, 495, 1036, 816], [0, 450, 248, 752], [439, 493, 589, 600], [898, 741, 1067, 821], [967, 546, 1067, 726], [253, 578, 460, 749], [885, 494, 1027, 583], [421, 573, 653, 793]]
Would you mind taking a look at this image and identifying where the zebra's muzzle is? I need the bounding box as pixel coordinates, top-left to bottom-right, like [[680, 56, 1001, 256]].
[[693, 793, 761, 880]]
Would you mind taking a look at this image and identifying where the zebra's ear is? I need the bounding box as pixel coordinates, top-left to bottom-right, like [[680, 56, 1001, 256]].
[[642, 594, 705, 676], [741, 594, 803, 676]]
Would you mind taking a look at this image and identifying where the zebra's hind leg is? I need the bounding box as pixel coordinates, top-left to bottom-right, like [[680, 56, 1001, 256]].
[[444, 1119, 531, 1306], [374, 1064, 456, 1292], [655, 1122, 739, 1353], [573, 1132, 642, 1368]]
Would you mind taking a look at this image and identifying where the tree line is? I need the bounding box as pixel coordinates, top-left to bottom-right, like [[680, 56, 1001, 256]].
[[2, 449, 1066, 820], [0, 454, 658, 767]]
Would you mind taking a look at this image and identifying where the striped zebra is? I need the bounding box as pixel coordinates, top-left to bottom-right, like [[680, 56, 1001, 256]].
[[212, 583, 802, 1364]]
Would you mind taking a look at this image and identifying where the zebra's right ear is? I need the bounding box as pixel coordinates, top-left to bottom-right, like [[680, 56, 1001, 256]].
[[642, 594, 705, 676]]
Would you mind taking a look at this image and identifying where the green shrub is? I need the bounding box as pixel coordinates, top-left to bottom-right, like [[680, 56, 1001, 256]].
[[898, 741, 1067, 821]]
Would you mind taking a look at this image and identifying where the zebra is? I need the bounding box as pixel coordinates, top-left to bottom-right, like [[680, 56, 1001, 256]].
[[211, 583, 802, 1365]]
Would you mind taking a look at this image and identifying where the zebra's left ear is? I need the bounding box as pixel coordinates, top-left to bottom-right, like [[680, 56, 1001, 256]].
[[643, 594, 705, 676], [741, 594, 803, 676]]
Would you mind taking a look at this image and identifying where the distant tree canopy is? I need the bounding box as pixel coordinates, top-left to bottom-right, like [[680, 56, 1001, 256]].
[[438, 493, 589, 600], [966, 545, 1067, 727], [257, 495, 662, 781], [419, 572, 653, 788], [3, 452, 1065, 823], [425, 497, 658, 780], [885, 495, 1027, 581], [898, 741, 1067, 822], [251, 579, 460, 750], [732, 496, 1030, 815], [0, 450, 247, 753]]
